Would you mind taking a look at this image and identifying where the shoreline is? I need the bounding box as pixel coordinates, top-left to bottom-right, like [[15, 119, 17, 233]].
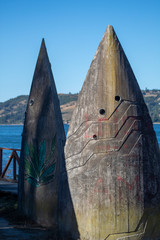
[[0, 124, 23, 126], [0, 122, 70, 126], [0, 123, 160, 126]]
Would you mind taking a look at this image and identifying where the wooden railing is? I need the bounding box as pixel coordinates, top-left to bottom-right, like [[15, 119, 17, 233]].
[[0, 147, 20, 181]]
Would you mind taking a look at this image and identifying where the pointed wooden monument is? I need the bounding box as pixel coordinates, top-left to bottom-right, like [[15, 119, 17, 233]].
[[18, 39, 66, 227], [64, 25, 160, 239]]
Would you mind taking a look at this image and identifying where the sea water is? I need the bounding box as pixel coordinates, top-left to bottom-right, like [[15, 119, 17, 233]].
[[0, 124, 160, 178]]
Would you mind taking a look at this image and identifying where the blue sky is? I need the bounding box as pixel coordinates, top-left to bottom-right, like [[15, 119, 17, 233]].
[[0, 0, 160, 102]]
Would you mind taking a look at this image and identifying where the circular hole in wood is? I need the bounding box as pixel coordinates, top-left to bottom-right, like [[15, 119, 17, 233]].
[[93, 134, 97, 140], [29, 99, 34, 106], [99, 109, 105, 115], [115, 96, 121, 102]]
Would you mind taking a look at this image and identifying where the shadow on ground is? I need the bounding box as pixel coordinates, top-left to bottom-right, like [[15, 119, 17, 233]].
[[0, 192, 59, 240]]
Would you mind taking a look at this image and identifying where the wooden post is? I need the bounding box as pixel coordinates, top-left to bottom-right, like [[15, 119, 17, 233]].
[[14, 151, 20, 165], [0, 149, 2, 176], [1, 152, 14, 178], [13, 152, 16, 181]]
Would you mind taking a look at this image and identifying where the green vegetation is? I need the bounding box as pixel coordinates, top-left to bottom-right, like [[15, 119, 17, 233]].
[[58, 93, 78, 105], [0, 91, 160, 124], [0, 95, 28, 124], [142, 90, 160, 122]]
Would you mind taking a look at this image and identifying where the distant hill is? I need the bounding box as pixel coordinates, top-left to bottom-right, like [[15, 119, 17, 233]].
[[142, 89, 160, 122], [0, 94, 78, 124], [0, 95, 28, 124], [0, 90, 160, 124]]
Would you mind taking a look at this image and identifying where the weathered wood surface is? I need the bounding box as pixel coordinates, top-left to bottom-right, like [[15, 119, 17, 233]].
[[63, 25, 160, 240], [18, 39, 66, 228]]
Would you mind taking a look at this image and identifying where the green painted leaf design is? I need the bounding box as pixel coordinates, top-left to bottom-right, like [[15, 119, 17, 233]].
[[45, 135, 57, 165], [40, 163, 56, 178], [24, 159, 37, 179], [51, 134, 56, 153], [29, 143, 39, 174], [24, 137, 56, 187], [39, 175, 54, 184], [29, 143, 35, 159], [26, 177, 39, 187], [24, 143, 30, 156], [39, 140, 46, 172], [24, 158, 30, 169]]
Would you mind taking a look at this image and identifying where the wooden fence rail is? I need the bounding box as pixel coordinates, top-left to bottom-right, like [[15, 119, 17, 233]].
[[0, 147, 20, 181]]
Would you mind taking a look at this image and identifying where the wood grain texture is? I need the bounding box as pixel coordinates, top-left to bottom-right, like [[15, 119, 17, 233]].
[[63, 25, 160, 240], [18, 39, 66, 227]]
